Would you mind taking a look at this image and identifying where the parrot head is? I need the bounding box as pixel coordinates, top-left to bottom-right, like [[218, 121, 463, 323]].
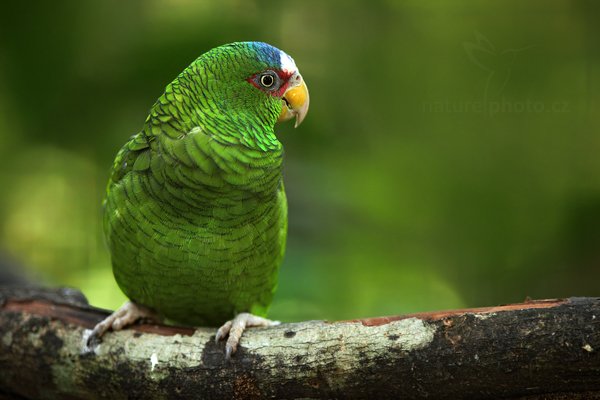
[[195, 42, 309, 132]]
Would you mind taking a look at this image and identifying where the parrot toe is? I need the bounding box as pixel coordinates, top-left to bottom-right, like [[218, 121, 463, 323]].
[[215, 312, 280, 359], [87, 301, 158, 346], [214, 320, 233, 344]]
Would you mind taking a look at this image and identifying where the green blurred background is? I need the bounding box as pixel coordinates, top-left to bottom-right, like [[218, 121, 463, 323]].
[[0, 0, 599, 323]]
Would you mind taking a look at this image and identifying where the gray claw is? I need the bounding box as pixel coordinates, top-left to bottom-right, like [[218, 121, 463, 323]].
[[214, 313, 278, 359]]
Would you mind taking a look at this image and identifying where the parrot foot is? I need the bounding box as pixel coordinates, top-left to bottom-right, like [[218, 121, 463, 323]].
[[215, 313, 280, 359], [87, 301, 158, 346]]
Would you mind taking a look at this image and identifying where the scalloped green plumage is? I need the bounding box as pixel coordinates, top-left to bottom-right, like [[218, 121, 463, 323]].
[[103, 42, 294, 326]]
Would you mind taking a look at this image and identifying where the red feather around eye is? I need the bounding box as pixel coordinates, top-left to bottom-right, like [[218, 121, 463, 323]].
[[248, 69, 294, 97]]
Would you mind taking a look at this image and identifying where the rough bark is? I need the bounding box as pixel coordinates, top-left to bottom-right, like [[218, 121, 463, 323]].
[[0, 286, 599, 399]]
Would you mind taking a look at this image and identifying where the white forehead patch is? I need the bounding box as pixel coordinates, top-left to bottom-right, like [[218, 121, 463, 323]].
[[280, 51, 298, 73]]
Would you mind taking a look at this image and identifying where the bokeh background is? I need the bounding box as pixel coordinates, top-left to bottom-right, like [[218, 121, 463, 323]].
[[0, 1, 599, 323]]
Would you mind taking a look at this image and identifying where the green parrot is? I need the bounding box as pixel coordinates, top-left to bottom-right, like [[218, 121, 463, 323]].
[[88, 42, 309, 358]]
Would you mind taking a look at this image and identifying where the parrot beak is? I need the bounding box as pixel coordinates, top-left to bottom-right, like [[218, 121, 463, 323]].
[[278, 73, 309, 128]]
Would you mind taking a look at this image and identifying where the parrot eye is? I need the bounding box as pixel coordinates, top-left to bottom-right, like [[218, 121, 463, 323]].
[[249, 70, 285, 94], [260, 74, 275, 87], [256, 71, 280, 91]]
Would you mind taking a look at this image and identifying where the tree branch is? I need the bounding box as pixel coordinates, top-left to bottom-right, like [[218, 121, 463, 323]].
[[1, 285, 599, 399]]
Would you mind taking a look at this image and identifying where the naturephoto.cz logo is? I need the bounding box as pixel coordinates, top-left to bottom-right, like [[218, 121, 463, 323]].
[[423, 98, 570, 115], [422, 31, 570, 116]]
